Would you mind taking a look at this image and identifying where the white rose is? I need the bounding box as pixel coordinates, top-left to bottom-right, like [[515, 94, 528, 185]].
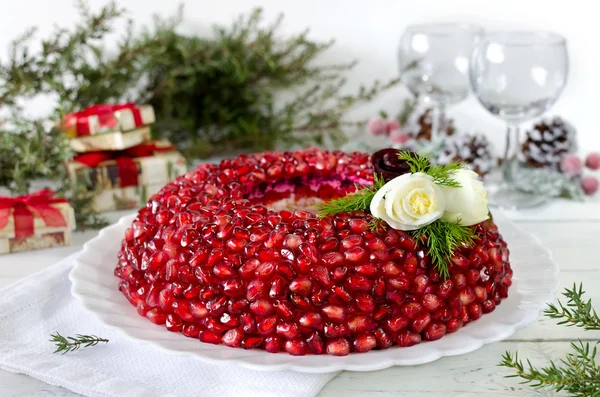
[[370, 172, 445, 231], [441, 169, 490, 226]]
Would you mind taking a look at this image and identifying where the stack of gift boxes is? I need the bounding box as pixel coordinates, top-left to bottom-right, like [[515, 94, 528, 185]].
[[0, 103, 187, 254], [64, 103, 187, 212]]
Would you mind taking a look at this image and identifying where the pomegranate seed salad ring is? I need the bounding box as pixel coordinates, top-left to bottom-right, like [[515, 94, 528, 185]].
[[115, 148, 512, 356]]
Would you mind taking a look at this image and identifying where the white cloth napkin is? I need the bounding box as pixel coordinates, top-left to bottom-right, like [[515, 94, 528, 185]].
[[0, 255, 338, 397]]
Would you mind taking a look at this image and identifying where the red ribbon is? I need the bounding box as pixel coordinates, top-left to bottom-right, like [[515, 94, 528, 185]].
[[64, 103, 145, 136], [0, 190, 69, 239], [73, 142, 175, 188]]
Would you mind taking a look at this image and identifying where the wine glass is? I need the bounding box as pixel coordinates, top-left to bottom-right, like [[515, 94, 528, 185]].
[[398, 23, 484, 139], [469, 31, 569, 209]]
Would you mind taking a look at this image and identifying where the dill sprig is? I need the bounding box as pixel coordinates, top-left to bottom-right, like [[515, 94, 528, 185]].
[[544, 283, 600, 330], [367, 217, 388, 233], [397, 151, 465, 188], [317, 174, 385, 217], [49, 332, 109, 354], [499, 284, 600, 396], [410, 219, 477, 279]]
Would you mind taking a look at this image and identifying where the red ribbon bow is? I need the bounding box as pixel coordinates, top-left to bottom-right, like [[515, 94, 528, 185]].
[[0, 190, 69, 239], [73, 142, 175, 188], [65, 103, 144, 136]]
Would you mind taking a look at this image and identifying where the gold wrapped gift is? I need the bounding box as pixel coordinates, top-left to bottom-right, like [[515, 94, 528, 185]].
[[68, 140, 187, 212], [0, 191, 76, 254]]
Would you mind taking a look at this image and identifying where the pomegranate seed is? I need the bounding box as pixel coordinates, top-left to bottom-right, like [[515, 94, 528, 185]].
[[449, 297, 463, 317], [482, 299, 496, 313], [383, 315, 409, 333], [344, 247, 367, 263], [299, 313, 323, 329], [264, 336, 282, 353], [446, 318, 463, 333], [459, 287, 476, 305], [374, 327, 393, 348], [312, 266, 332, 287], [159, 289, 175, 313], [468, 302, 483, 320], [353, 334, 376, 353], [322, 305, 346, 323], [276, 301, 295, 320], [348, 315, 371, 334], [355, 263, 378, 278], [257, 316, 278, 335], [422, 294, 442, 312], [437, 279, 454, 299], [373, 304, 392, 321], [189, 301, 208, 319], [402, 302, 424, 319], [432, 308, 452, 322], [318, 238, 339, 252], [199, 330, 221, 344], [326, 338, 350, 356], [423, 322, 446, 341], [242, 336, 264, 350], [311, 289, 329, 306], [306, 332, 325, 354], [182, 324, 200, 338], [324, 322, 349, 338], [250, 299, 274, 316], [222, 328, 244, 347], [146, 308, 166, 325], [322, 252, 344, 268], [341, 235, 363, 250], [411, 312, 431, 333], [474, 285, 488, 302], [397, 331, 422, 347], [355, 293, 376, 313], [414, 274, 429, 294], [284, 339, 308, 356]]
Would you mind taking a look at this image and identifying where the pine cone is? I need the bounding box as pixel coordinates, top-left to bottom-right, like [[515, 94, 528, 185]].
[[437, 133, 495, 176], [407, 108, 456, 141], [521, 117, 576, 169]]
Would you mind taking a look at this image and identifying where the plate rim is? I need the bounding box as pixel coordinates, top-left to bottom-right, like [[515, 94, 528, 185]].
[[69, 212, 560, 373]]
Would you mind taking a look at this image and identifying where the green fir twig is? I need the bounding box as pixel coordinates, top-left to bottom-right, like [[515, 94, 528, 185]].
[[499, 285, 600, 396], [545, 283, 600, 331], [50, 332, 109, 354]]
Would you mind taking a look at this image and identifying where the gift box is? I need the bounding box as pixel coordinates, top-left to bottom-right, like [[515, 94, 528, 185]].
[[62, 103, 155, 152], [68, 140, 187, 212], [69, 127, 151, 153], [0, 190, 76, 254]]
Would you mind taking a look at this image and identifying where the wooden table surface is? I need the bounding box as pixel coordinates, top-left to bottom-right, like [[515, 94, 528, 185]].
[[2, 200, 600, 397]]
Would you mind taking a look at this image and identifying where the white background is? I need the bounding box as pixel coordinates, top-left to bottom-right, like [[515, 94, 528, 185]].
[[1, 0, 599, 152]]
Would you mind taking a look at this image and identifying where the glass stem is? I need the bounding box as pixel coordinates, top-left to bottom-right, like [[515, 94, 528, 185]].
[[431, 102, 447, 140], [503, 123, 521, 183]]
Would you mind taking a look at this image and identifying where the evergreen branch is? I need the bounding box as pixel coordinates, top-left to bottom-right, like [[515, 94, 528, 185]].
[[409, 219, 477, 279], [317, 174, 385, 217], [544, 283, 600, 331], [499, 342, 600, 396], [500, 285, 600, 396], [49, 332, 109, 354]]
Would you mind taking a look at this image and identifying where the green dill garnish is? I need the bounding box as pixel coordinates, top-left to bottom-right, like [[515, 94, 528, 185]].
[[410, 219, 477, 279], [317, 173, 385, 217], [397, 151, 466, 188], [367, 217, 388, 233]]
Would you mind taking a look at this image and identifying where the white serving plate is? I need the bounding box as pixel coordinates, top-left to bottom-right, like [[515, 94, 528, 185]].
[[70, 212, 559, 373]]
